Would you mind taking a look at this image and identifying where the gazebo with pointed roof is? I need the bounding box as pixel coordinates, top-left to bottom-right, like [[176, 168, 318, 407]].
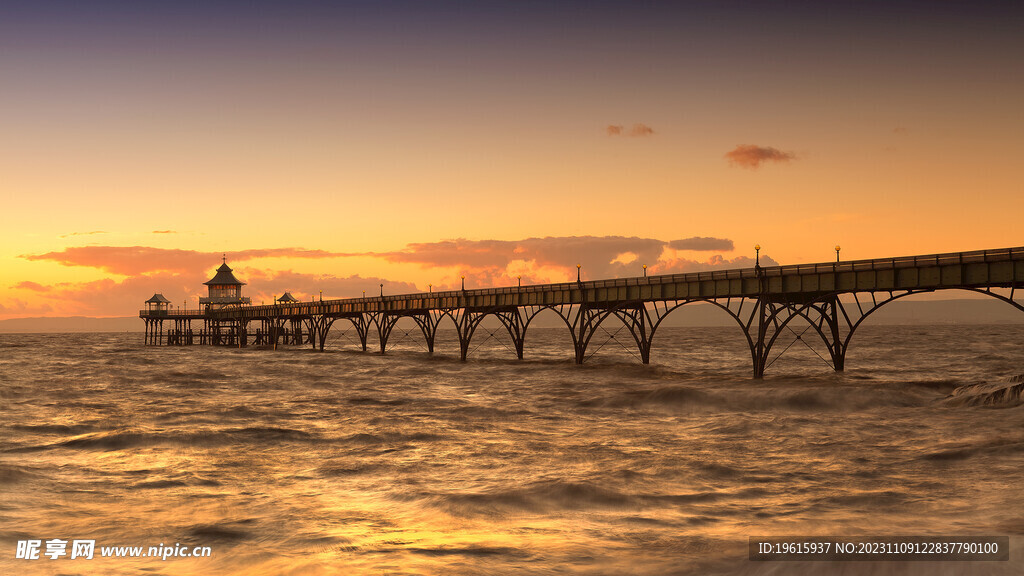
[[144, 293, 171, 314], [276, 292, 299, 304], [199, 256, 251, 309]]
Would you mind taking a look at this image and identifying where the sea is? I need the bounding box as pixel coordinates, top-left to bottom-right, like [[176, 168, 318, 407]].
[[2, 324, 1023, 575]]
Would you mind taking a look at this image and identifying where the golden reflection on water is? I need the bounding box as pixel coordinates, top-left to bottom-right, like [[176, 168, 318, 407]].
[[2, 328, 1024, 575]]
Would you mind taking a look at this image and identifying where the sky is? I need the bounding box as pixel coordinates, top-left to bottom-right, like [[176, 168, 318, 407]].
[[2, 1, 1022, 318]]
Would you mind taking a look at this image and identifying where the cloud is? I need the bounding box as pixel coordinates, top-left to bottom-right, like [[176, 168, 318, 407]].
[[241, 270, 420, 303], [7, 269, 421, 318], [724, 144, 796, 169], [668, 237, 735, 251], [607, 123, 655, 137], [0, 299, 55, 318], [371, 236, 668, 281], [629, 123, 654, 137], [22, 246, 352, 276], [152, 230, 177, 234], [8, 273, 197, 318], [13, 281, 51, 292], [10, 236, 765, 319], [59, 231, 107, 238], [365, 235, 751, 286], [657, 254, 779, 274]]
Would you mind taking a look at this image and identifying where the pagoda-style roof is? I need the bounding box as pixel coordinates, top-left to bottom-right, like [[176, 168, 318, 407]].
[[277, 292, 299, 303], [204, 262, 245, 286], [146, 293, 171, 304]]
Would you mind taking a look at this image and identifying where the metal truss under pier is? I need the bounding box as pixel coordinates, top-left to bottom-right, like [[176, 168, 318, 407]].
[[141, 246, 1024, 378]]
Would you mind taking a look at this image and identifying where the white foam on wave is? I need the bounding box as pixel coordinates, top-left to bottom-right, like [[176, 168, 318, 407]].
[[946, 374, 1024, 407]]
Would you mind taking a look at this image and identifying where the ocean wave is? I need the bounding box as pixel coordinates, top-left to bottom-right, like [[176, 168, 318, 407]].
[[186, 523, 252, 542], [364, 544, 529, 558], [405, 545, 528, 557], [420, 479, 634, 516], [341, 432, 446, 445], [10, 423, 101, 434], [9, 426, 322, 452], [577, 384, 920, 413], [131, 479, 189, 489], [921, 437, 1024, 461], [0, 464, 40, 485], [945, 374, 1024, 407], [346, 397, 408, 406], [317, 463, 382, 477], [416, 479, 755, 517]]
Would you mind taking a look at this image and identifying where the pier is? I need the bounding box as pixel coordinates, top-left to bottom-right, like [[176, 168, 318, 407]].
[[141, 246, 1024, 377]]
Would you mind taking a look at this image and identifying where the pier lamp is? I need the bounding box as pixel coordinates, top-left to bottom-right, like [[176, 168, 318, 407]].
[[319, 290, 322, 302], [835, 245, 841, 263], [428, 283, 432, 293], [362, 290, 365, 299], [576, 264, 581, 283], [379, 283, 383, 297], [461, 276, 466, 290], [642, 264, 647, 277], [517, 275, 521, 287], [754, 244, 761, 266]]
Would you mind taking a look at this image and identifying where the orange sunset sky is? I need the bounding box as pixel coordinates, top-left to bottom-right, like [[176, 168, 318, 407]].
[[1, 1, 1021, 319]]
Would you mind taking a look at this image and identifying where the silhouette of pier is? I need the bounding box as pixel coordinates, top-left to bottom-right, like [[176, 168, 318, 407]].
[[141, 246, 1023, 377]]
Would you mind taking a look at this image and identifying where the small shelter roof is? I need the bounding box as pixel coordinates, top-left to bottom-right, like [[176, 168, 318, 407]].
[[146, 293, 171, 304], [277, 292, 299, 303], [204, 262, 245, 286]]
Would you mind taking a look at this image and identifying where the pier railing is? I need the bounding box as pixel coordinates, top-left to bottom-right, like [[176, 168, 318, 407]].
[[138, 309, 206, 317]]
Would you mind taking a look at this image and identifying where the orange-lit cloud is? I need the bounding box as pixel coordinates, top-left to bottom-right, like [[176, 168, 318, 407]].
[[372, 236, 667, 277], [607, 123, 655, 137], [152, 230, 177, 234], [629, 123, 654, 136], [59, 231, 107, 238], [10, 236, 764, 318], [658, 253, 778, 274], [0, 299, 55, 317], [9, 269, 420, 318], [242, 269, 419, 303], [724, 144, 796, 168], [365, 235, 749, 286], [12, 281, 52, 292], [22, 246, 352, 276], [7, 274, 197, 318], [668, 237, 734, 251]]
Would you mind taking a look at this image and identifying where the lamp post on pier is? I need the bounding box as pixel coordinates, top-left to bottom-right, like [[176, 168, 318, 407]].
[[642, 264, 647, 278], [835, 245, 841, 263], [754, 244, 761, 268], [576, 264, 582, 283]]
